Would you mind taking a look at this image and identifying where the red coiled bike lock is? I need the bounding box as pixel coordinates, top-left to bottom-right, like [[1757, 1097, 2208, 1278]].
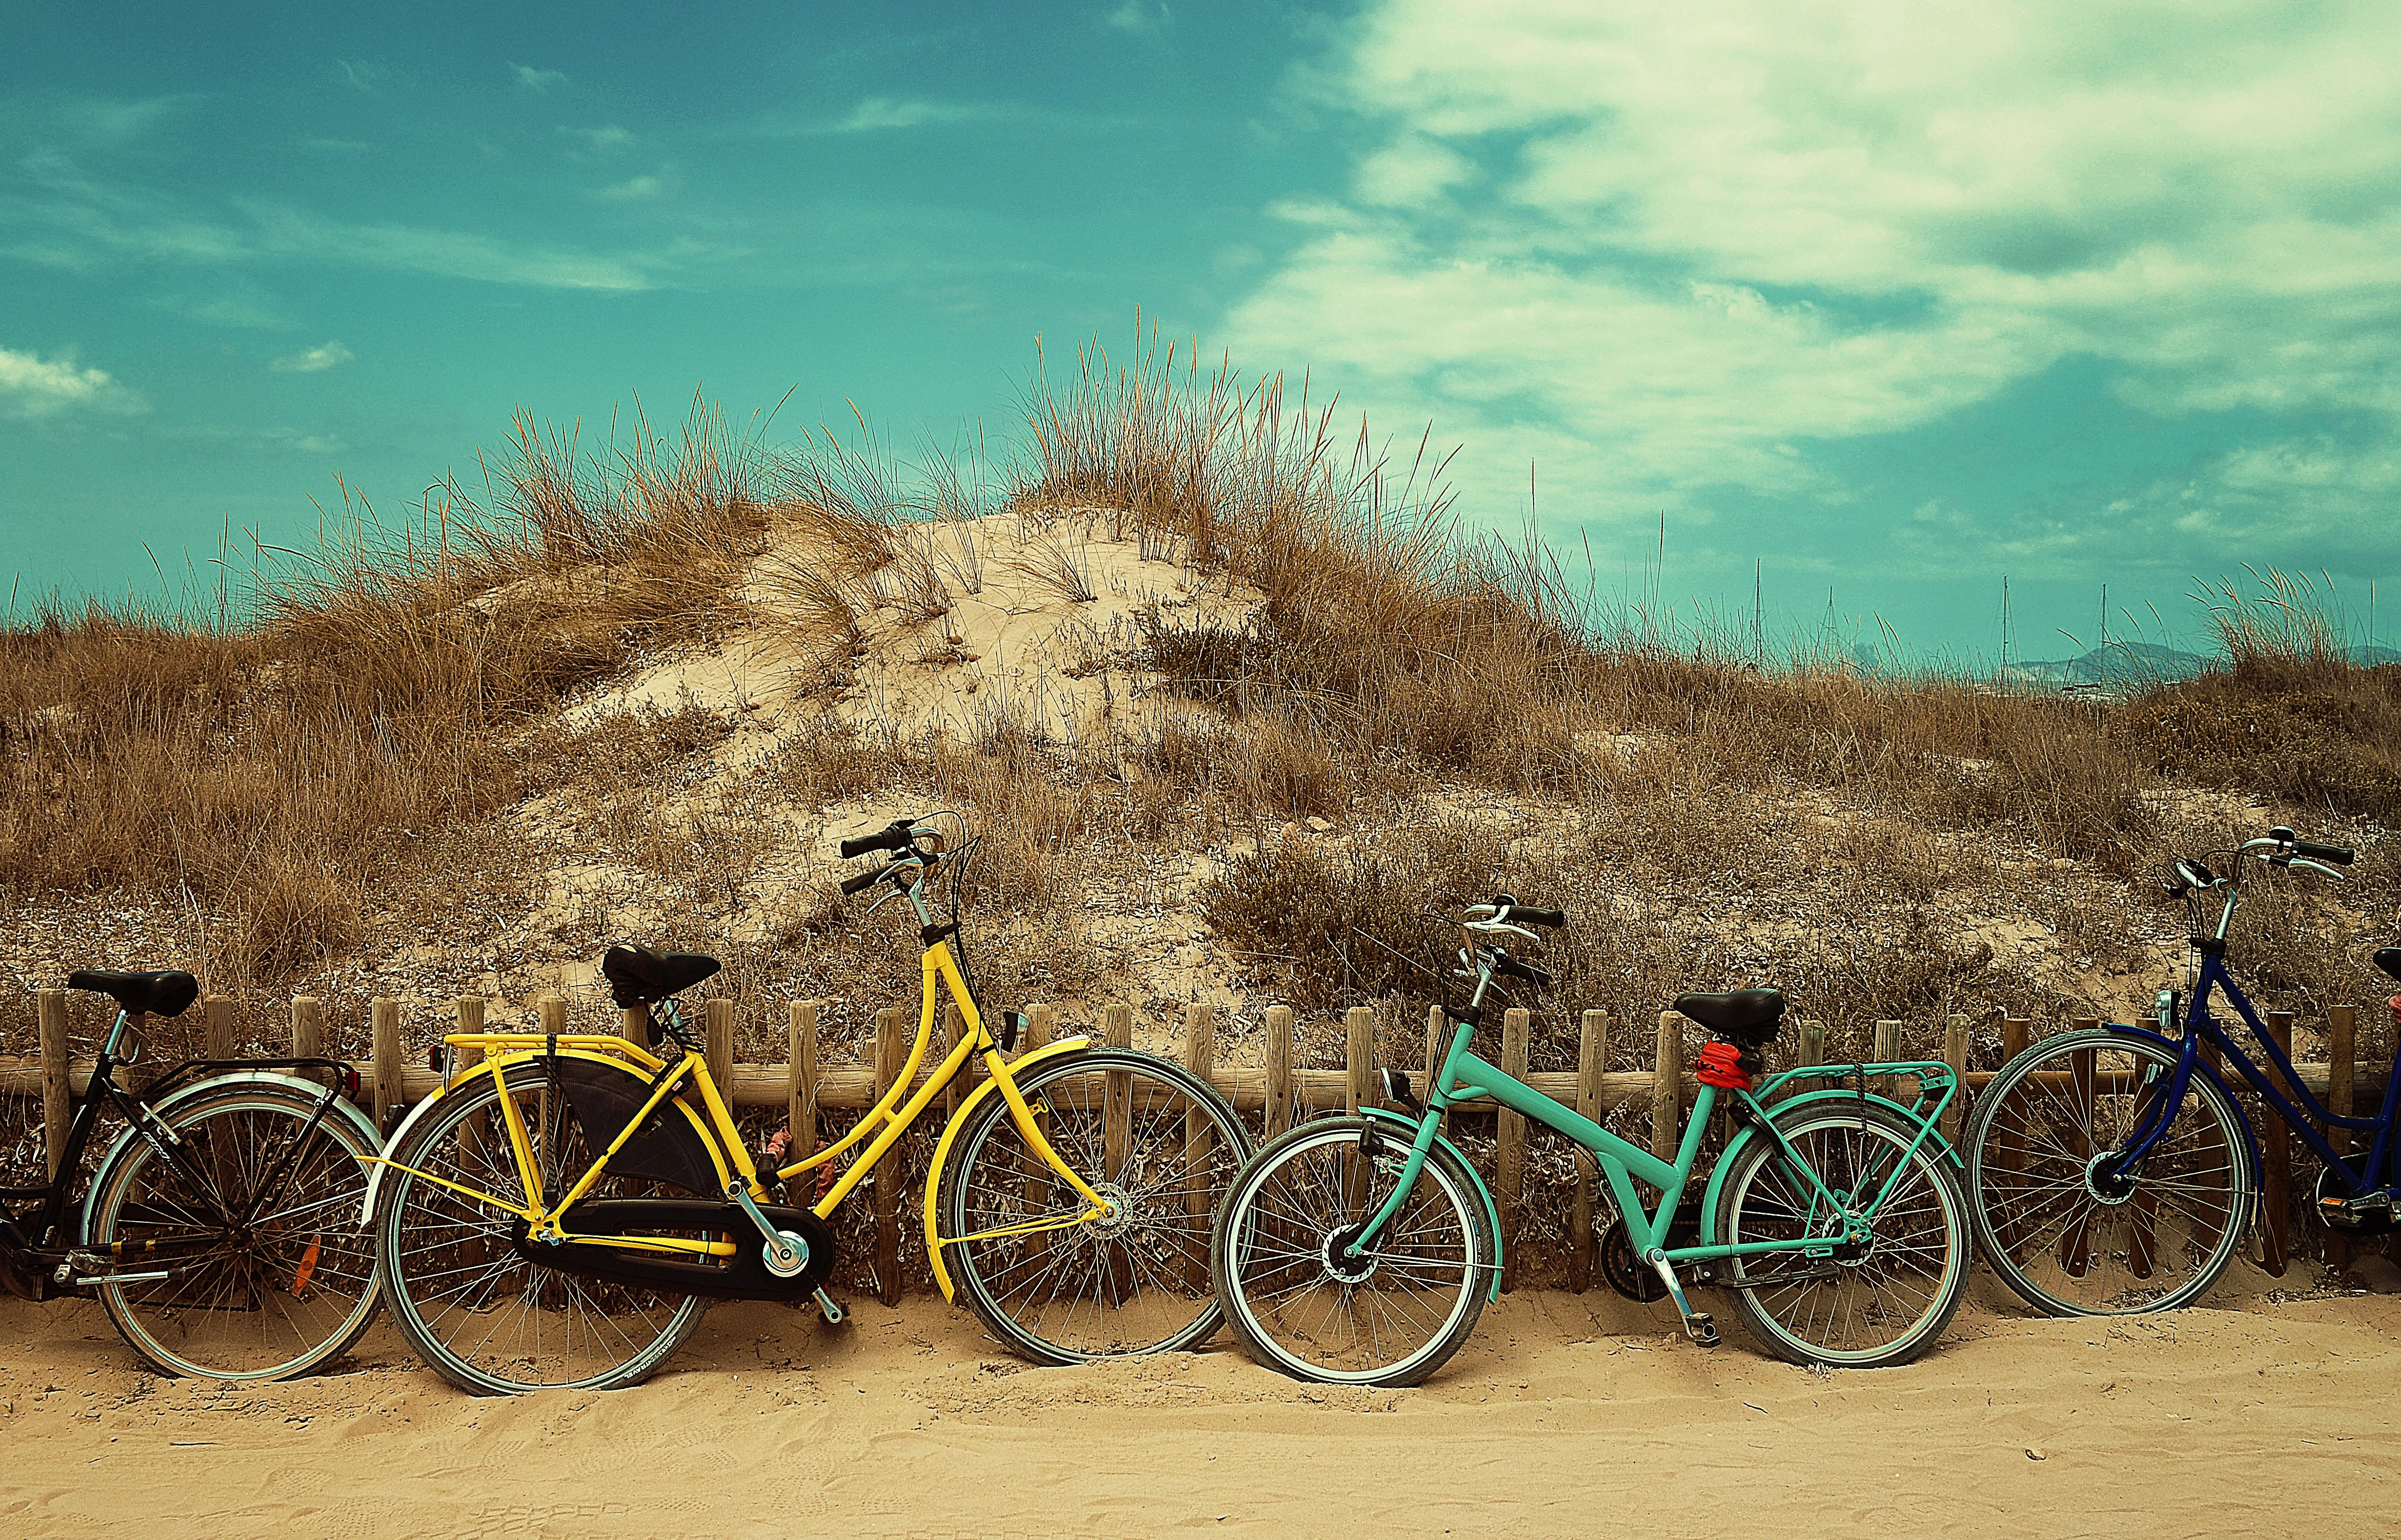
[[1697, 1040, 1753, 1091]]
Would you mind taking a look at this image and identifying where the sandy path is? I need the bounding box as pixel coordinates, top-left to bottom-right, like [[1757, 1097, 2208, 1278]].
[[5, 1274, 2397, 1539]]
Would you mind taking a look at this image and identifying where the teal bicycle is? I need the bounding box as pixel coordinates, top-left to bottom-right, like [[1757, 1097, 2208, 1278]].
[[1209, 898, 1973, 1386]]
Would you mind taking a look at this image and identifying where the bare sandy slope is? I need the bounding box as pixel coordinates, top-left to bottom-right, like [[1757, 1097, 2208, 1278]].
[[4, 1273, 2397, 1539]]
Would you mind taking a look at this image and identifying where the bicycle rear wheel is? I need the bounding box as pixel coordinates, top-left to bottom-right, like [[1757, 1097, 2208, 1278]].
[[377, 1061, 708, 1394], [85, 1080, 381, 1381], [940, 1048, 1249, 1363], [1964, 1028, 2251, 1316], [1717, 1101, 1968, 1367], [1212, 1118, 1491, 1387]]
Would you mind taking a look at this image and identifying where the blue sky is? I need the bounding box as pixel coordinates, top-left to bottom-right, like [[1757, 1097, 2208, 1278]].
[[5, 1, 2398, 660]]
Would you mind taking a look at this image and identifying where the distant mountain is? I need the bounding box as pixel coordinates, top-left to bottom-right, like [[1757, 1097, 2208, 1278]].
[[2001, 641, 2208, 687]]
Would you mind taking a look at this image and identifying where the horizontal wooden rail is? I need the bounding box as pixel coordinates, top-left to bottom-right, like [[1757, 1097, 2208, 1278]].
[[12, 989, 2386, 1296]]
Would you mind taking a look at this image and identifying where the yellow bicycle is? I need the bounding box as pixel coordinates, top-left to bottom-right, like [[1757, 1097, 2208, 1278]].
[[363, 813, 1250, 1394]]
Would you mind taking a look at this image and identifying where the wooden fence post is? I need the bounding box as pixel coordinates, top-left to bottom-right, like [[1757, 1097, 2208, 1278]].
[[2260, 1009, 2294, 1276], [1797, 1018, 1825, 1081], [1872, 1019, 1902, 1097], [1345, 1006, 1375, 1115], [2327, 1005, 2358, 1269], [371, 998, 403, 1130], [787, 1000, 820, 1180], [1568, 1009, 1610, 1294], [37, 990, 68, 1178], [704, 998, 734, 1105], [620, 1004, 648, 1046], [1020, 1004, 1055, 1267], [1497, 1006, 1530, 1293], [944, 1002, 970, 1120], [1652, 1012, 1683, 1165], [540, 992, 568, 1038], [1183, 1001, 1218, 1289], [1941, 1014, 1970, 1141], [450, 997, 487, 1158], [292, 996, 324, 1058], [2057, 1018, 2100, 1278], [874, 1005, 905, 1303], [1265, 1005, 1295, 1136], [204, 994, 237, 1060], [1103, 1002, 1133, 1182]]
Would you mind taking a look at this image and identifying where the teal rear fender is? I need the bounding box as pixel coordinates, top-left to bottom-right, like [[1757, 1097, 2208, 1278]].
[[1697, 1089, 1960, 1241], [1357, 1106, 1505, 1303]]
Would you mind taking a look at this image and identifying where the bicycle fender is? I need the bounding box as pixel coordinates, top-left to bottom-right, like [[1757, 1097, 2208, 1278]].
[[83, 1070, 383, 1244], [1358, 1106, 1506, 1303], [357, 1048, 726, 1227], [1697, 1090, 1948, 1243], [922, 1037, 1095, 1304]]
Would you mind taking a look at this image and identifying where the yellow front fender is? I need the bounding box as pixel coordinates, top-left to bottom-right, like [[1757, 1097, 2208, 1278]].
[[922, 1036, 1092, 1302]]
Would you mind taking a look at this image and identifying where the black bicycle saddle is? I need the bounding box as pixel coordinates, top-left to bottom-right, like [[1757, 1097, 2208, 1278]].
[[66, 969, 200, 1018], [1671, 989, 1787, 1045], [601, 944, 722, 1007]]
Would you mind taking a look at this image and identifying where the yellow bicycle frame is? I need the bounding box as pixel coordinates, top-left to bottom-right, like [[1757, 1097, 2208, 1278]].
[[371, 937, 1115, 1280]]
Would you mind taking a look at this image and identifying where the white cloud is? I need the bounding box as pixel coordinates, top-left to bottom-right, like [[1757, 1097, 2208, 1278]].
[[1105, 1, 1171, 34], [270, 339, 354, 372], [1228, 1, 2401, 549], [513, 64, 569, 92], [566, 125, 635, 153], [832, 97, 985, 133], [595, 174, 663, 201], [1354, 134, 1470, 208], [0, 345, 145, 418]]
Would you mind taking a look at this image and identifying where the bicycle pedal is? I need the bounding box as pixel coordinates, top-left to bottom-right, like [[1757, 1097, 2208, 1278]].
[[1684, 1313, 1720, 1349], [813, 1288, 847, 1326]]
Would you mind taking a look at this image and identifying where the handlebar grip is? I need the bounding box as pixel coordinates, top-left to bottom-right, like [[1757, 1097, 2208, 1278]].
[[840, 820, 912, 859], [1491, 953, 1553, 988], [840, 863, 890, 896], [2293, 840, 2354, 866], [1508, 906, 1568, 929]]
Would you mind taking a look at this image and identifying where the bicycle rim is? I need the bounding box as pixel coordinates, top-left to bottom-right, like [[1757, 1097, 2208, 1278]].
[[1720, 1106, 1967, 1367], [1968, 1029, 2248, 1315], [1216, 1121, 1485, 1386], [90, 1086, 381, 1381], [378, 1065, 707, 1394], [944, 1049, 1248, 1362]]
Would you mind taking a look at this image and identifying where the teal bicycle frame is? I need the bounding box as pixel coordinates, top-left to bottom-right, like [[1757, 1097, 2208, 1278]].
[[1350, 997, 1961, 1323]]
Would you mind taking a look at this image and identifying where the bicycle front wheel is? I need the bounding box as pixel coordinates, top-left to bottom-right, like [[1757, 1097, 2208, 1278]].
[[377, 1061, 708, 1394], [940, 1047, 1250, 1363], [85, 1080, 381, 1381], [1717, 1101, 1969, 1367], [1965, 1028, 2251, 1316], [1212, 1118, 1491, 1387]]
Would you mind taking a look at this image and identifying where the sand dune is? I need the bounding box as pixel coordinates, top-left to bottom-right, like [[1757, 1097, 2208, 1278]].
[[5, 1268, 2397, 1538]]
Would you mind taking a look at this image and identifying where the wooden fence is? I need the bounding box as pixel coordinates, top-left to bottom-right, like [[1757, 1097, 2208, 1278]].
[[6, 992, 2389, 1294]]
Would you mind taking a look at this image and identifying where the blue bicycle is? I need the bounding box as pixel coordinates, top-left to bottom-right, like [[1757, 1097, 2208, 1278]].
[[1963, 825, 2399, 1315]]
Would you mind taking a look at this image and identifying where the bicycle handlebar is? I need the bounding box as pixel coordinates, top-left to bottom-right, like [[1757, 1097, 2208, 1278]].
[[2292, 839, 2354, 867], [841, 861, 897, 895], [840, 819, 917, 859], [1508, 905, 1568, 929], [1490, 950, 1553, 988]]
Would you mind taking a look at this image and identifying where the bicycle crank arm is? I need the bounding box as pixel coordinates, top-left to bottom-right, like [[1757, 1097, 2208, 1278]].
[[1645, 1251, 1719, 1348]]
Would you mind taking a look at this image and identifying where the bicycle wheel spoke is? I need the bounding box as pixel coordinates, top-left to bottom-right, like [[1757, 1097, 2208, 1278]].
[[379, 1065, 705, 1394]]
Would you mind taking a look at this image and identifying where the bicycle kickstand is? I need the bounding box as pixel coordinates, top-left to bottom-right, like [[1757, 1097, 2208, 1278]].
[[1647, 1254, 1719, 1348]]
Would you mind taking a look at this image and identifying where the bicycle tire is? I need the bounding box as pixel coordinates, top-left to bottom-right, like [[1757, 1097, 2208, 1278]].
[[85, 1080, 382, 1381], [377, 1060, 708, 1394], [1212, 1117, 1491, 1387], [1716, 1100, 1969, 1367], [1964, 1027, 2252, 1316], [940, 1047, 1250, 1364]]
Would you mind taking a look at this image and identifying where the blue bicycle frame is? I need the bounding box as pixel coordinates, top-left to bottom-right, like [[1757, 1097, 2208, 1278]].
[[2107, 945, 2399, 1199]]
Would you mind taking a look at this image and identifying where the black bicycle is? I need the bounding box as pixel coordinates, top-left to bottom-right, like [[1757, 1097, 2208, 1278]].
[[2, 968, 386, 1380]]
